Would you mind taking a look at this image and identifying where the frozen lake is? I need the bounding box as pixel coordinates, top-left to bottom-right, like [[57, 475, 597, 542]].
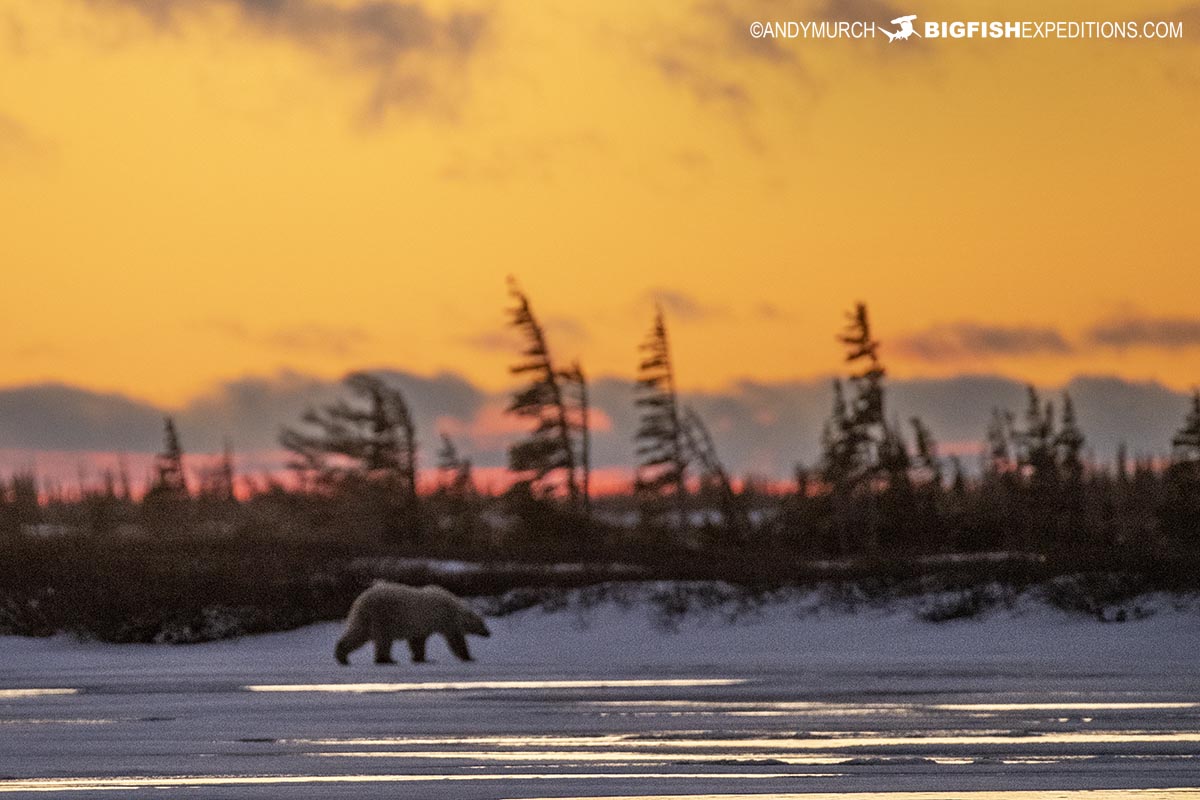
[[2, 589, 1200, 798]]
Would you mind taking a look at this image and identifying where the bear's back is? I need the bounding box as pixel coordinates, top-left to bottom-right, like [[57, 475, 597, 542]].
[[358, 581, 460, 634]]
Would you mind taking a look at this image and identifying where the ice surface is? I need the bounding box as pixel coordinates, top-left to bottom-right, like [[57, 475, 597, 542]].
[[1, 586, 1199, 798]]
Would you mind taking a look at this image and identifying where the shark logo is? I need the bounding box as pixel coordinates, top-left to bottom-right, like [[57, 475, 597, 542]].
[[882, 14, 921, 41]]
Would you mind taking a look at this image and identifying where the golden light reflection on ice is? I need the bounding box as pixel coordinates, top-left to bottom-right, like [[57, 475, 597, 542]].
[[300, 730, 1200, 751], [584, 699, 1200, 718], [312, 749, 846, 765], [0, 688, 78, 699], [0, 772, 809, 792], [517, 792, 1200, 800], [244, 679, 744, 693], [934, 703, 1200, 711]]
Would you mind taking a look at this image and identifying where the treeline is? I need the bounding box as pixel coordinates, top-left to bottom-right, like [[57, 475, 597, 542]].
[[780, 305, 1200, 560], [3, 287, 1200, 565]]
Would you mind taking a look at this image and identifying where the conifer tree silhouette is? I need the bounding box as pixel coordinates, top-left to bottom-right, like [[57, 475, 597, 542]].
[[1015, 386, 1058, 488], [504, 277, 584, 508], [821, 304, 893, 551], [985, 408, 1016, 475], [839, 304, 886, 441], [1057, 393, 1086, 484], [280, 371, 419, 507], [436, 432, 474, 497], [681, 405, 748, 540], [823, 303, 889, 486], [153, 417, 188, 496], [1162, 390, 1200, 544], [911, 417, 943, 487], [560, 360, 592, 518], [1171, 390, 1200, 463], [634, 308, 689, 529]]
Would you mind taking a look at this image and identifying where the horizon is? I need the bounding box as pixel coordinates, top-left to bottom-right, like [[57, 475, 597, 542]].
[[3, 353, 1197, 491]]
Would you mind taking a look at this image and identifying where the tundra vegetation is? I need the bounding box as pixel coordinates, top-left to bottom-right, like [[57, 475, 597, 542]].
[[2, 289, 1200, 642]]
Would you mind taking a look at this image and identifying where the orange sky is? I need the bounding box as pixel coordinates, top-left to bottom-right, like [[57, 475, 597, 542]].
[[1, 0, 1198, 408]]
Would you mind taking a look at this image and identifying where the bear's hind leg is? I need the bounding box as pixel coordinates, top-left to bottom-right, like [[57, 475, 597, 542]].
[[407, 636, 428, 663], [373, 637, 396, 664], [445, 631, 473, 662], [371, 620, 396, 664]]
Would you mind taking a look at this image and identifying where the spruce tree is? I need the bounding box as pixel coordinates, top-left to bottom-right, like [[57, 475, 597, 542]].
[[820, 304, 891, 553], [434, 432, 481, 545], [819, 379, 859, 485], [560, 360, 592, 517], [1161, 390, 1200, 545], [1171, 390, 1200, 462], [911, 416, 943, 487], [634, 308, 689, 529], [1057, 393, 1086, 484], [985, 408, 1015, 475], [197, 438, 237, 502], [280, 371, 419, 506], [436, 433, 474, 496], [1015, 386, 1058, 487], [1115, 442, 1130, 484], [505, 278, 581, 504], [839, 303, 886, 440], [681, 405, 747, 540], [878, 418, 912, 491], [142, 417, 190, 533], [822, 303, 888, 487], [153, 417, 188, 496]]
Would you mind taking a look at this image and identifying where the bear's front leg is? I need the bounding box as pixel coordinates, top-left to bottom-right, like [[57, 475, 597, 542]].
[[445, 632, 473, 662], [373, 637, 396, 664], [407, 636, 428, 663], [334, 623, 369, 666]]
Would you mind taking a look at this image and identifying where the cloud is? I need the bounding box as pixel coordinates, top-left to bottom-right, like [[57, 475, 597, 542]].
[[701, 1, 794, 64], [459, 316, 590, 353], [640, 0, 811, 132], [544, 317, 590, 346], [437, 132, 606, 184], [637, 0, 946, 143], [652, 53, 752, 110], [458, 330, 518, 353], [640, 288, 725, 322], [894, 322, 1074, 361], [2, 370, 1195, 483], [85, 0, 489, 120], [0, 111, 51, 163], [92, 0, 486, 60], [3, 11, 26, 55], [266, 324, 370, 355], [1087, 315, 1200, 350], [179, 368, 486, 452], [893, 315, 1200, 362], [0, 383, 164, 451], [814, 0, 903, 22], [1171, 3, 1200, 38], [754, 302, 792, 321], [202, 319, 372, 356], [5, 341, 69, 361], [1059, 375, 1194, 458]]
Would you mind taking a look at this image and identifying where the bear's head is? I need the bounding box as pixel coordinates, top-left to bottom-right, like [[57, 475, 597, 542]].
[[459, 607, 491, 637]]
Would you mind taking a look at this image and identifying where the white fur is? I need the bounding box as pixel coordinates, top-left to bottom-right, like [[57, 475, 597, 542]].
[[334, 582, 490, 665]]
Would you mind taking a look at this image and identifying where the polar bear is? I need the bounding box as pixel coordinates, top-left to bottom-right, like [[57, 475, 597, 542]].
[[334, 582, 491, 665]]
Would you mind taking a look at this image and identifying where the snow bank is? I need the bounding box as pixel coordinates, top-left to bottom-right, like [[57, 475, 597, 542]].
[[2, 582, 1197, 677]]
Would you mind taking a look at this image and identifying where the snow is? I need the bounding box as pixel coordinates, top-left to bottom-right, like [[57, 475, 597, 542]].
[[346, 556, 648, 577], [2, 585, 1200, 798]]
